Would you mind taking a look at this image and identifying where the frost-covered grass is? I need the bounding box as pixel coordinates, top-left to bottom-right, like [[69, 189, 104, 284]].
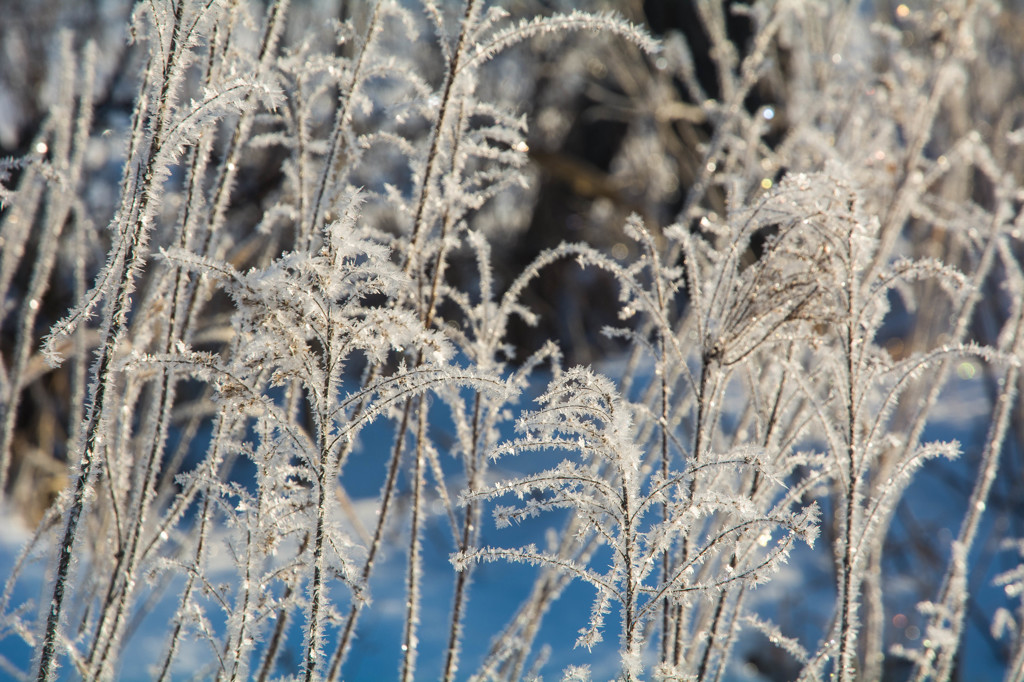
[[1, 1, 1023, 681]]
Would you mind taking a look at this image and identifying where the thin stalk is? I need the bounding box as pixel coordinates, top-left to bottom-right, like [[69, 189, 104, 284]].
[[697, 365, 789, 681], [402, 0, 480, 275], [442, 395, 482, 682], [35, 3, 187, 677], [400, 401, 428, 682], [911, 295, 1024, 682], [156, 504, 211, 682], [858, 184, 1009, 679], [304, 457, 330, 682], [696, 587, 730, 682], [397, 9, 476, 667], [622, 479, 637, 682], [255, 561, 303, 682], [710, 585, 747, 682], [228, 510, 260, 681], [86, 11, 235, 670], [837, 245, 860, 682], [673, 355, 715, 668], [0, 35, 93, 494], [84, 369, 175, 678], [305, 329, 342, 682], [155, 417, 229, 682], [326, 402, 413, 680], [305, 0, 379, 244], [866, 2, 977, 277]]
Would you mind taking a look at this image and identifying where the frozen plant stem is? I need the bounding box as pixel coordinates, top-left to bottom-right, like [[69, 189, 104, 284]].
[[404, 0, 480, 274], [911, 292, 1024, 682], [442, 395, 482, 682], [837, 334, 859, 682], [36, 3, 188, 678], [673, 354, 716, 667], [327, 404, 413, 680], [836, 215, 870, 682], [400, 401, 429, 682], [698, 366, 789, 681], [306, 0, 379, 245], [155, 440, 222, 682], [303, 443, 330, 682], [0, 36, 94, 495]]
